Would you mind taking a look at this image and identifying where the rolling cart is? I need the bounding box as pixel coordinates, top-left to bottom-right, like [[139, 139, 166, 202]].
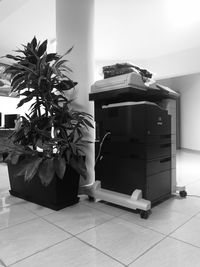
[[82, 74, 186, 219]]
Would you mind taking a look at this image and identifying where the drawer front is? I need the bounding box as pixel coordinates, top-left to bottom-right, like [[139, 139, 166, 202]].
[[95, 156, 146, 196], [147, 157, 171, 176], [100, 141, 171, 160], [147, 143, 171, 159], [146, 170, 171, 202]]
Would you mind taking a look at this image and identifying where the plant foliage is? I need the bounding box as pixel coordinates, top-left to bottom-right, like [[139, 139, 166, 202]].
[[1, 37, 93, 186]]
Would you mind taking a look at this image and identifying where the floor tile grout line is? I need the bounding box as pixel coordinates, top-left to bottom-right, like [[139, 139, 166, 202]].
[[117, 214, 168, 236], [37, 215, 130, 265], [128, 202, 200, 263], [169, 235, 200, 250], [40, 214, 117, 237], [166, 210, 200, 236], [117, 203, 200, 236], [126, 235, 168, 266], [6, 216, 126, 267], [74, 235, 127, 267], [7, 237, 73, 267], [0, 217, 40, 233]]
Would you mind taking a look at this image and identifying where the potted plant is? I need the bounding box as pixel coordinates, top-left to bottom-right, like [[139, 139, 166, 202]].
[[0, 37, 93, 210]]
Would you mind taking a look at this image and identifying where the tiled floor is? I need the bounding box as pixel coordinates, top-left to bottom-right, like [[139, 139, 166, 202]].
[[1, 149, 200, 266]]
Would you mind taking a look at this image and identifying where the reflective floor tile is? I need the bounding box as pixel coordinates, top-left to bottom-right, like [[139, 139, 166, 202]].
[[156, 195, 200, 216], [20, 202, 55, 217], [186, 181, 200, 196], [130, 237, 200, 267], [171, 217, 200, 247], [44, 203, 114, 235], [82, 199, 126, 217], [0, 218, 71, 266], [0, 195, 27, 208], [120, 206, 190, 235], [0, 205, 37, 230], [78, 217, 164, 265], [11, 237, 124, 267]]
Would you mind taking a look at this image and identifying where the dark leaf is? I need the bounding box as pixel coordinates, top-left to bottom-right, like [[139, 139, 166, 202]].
[[5, 54, 20, 61], [63, 46, 74, 56], [12, 81, 26, 93], [11, 73, 25, 88], [38, 158, 55, 186], [31, 36, 37, 49], [60, 65, 72, 73], [54, 59, 68, 69], [17, 94, 34, 108], [24, 157, 43, 182], [10, 151, 22, 165], [82, 118, 94, 129], [54, 156, 66, 179], [55, 80, 77, 91], [46, 53, 59, 62], [70, 156, 87, 179], [37, 40, 47, 57], [12, 63, 37, 75], [0, 153, 3, 163], [20, 91, 32, 97]]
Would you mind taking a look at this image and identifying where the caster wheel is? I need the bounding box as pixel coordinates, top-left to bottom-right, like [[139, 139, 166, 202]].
[[88, 196, 95, 202], [140, 210, 151, 219], [179, 190, 187, 198]]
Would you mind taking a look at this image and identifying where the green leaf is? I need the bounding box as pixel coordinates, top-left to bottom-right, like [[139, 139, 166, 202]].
[[54, 156, 66, 179], [38, 158, 55, 186]]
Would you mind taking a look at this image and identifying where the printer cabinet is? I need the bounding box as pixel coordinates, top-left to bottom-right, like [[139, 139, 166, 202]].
[[95, 102, 172, 204], [95, 154, 171, 203]]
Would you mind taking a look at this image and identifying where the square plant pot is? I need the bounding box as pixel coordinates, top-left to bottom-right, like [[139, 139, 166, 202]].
[[7, 162, 80, 210]]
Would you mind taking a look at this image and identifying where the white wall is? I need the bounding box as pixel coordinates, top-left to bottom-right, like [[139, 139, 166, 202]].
[[172, 74, 200, 151], [159, 73, 200, 151]]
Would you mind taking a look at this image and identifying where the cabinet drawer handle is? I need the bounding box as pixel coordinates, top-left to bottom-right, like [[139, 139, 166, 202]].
[[160, 157, 171, 163]]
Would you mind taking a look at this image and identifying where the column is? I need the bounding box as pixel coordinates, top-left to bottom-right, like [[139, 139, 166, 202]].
[[56, 0, 95, 185]]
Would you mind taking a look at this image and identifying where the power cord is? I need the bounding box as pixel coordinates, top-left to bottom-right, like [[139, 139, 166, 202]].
[[95, 132, 111, 167]]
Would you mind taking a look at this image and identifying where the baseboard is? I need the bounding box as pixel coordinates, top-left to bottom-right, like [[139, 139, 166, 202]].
[[179, 147, 200, 154]]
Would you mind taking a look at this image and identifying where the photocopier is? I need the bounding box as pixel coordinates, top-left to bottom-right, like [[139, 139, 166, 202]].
[[84, 72, 186, 219]]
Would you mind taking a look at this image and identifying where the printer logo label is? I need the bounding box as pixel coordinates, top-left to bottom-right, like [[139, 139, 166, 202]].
[[157, 116, 163, 125]]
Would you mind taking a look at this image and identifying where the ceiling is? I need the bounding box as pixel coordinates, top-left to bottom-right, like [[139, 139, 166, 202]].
[[0, 0, 56, 61], [1, 0, 200, 63], [94, 0, 200, 62]]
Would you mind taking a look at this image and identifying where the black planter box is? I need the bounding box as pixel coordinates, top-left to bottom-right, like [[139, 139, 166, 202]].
[[7, 163, 80, 210]]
